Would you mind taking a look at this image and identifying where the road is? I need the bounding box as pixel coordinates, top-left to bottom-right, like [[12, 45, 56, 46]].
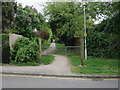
[[1, 75, 119, 88]]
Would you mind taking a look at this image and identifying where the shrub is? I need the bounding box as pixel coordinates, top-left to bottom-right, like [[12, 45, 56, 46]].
[[10, 60, 39, 66], [87, 29, 119, 58], [14, 37, 30, 51], [15, 42, 38, 63], [9, 49, 17, 61], [10, 37, 30, 61], [1, 33, 10, 63]]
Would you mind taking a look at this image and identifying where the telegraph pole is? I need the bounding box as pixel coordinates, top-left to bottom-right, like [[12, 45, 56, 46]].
[[83, 1, 87, 60]]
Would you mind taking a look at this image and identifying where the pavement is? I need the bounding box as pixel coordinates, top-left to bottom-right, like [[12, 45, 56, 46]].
[[1, 43, 120, 78]]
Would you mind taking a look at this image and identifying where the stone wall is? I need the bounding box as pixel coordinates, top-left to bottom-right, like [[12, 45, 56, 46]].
[[9, 34, 23, 50]]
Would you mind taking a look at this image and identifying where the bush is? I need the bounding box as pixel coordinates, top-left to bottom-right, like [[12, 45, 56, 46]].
[[87, 29, 119, 58], [15, 42, 38, 63], [10, 37, 30, 61], [10, 60, 39, 66], [14, 37, 30, 51], [9, 49, 17, 61], [1, 33, 10, 63]]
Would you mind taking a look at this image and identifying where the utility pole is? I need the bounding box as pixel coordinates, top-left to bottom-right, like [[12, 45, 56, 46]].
[[83, 1, 87, 60]]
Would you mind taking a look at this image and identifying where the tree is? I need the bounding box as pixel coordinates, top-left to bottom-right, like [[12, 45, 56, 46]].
[[12, 4, 45, 38], [2, 2, 17, 33], [86, 2, 120, 22], [44, 2, 94, 63], [44, 2, 93, 45]]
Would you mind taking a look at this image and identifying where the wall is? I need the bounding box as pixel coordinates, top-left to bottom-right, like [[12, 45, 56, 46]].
[[9, 34, 22, 50]]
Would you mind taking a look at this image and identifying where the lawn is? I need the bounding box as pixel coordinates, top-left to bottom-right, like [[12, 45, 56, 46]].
[[67, 55, 119, 75], [41, 55, 54, 65]]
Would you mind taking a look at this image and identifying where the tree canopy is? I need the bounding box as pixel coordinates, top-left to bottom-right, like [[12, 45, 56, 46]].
[[44, 2, 94, 45], [12, 4, 45, 38], [2, 2, 17, 33]]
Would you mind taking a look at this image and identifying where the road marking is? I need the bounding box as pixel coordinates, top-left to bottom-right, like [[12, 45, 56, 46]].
[[1, 74, 119, 80]]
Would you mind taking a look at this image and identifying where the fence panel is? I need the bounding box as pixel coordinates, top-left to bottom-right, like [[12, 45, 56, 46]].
[[42, 46, 81, 56], [65, 46, 81, 56]]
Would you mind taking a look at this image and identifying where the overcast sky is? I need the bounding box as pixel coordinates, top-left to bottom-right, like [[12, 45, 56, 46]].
[[15, 0, 48, 14]]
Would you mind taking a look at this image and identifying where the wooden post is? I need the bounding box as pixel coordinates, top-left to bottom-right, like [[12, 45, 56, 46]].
[[38, 38, 42, 64], [80, 36, 84, 66]]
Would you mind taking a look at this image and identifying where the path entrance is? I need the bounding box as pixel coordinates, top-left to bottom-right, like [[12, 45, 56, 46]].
[[2, 43, 72, 75]]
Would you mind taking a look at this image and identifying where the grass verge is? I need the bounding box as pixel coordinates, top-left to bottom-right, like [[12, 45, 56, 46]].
[[67, 55, 119, 75], [9, 55, 54, 66], [41, 55, 54, 65]]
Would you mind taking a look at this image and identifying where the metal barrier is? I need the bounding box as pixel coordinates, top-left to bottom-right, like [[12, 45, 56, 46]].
[[65, 46, 81, 56], [42, 46, 81, 56]]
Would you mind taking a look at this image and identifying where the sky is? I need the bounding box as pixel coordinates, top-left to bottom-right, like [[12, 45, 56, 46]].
[[15, 0, 47, 14], [15, 0, 107, 24]]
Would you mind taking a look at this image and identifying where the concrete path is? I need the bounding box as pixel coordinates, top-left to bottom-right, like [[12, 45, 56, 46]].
[[2, 54, 72, 75], [1, 43, 72, 75]]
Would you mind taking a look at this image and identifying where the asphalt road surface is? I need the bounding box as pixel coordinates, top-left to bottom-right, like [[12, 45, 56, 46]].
[[2, 75, 119, 88]]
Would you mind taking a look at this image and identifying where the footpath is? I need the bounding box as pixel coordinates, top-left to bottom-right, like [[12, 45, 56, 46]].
[[1, 43, 74, 76], [1, 43, 119, 78]]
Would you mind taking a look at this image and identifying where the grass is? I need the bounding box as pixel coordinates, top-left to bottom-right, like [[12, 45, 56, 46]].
[[67, 55, 119, 75], [41, 55, 54, 65], [55, 43, 65, 47], [9, 55, 55, 66]]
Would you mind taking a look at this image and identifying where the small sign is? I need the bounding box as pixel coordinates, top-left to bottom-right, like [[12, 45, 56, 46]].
[[84, 33, 87, 37]]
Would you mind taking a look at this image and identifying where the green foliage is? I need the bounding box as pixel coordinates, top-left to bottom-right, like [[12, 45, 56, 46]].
[[14, 37, 30, 51], [41, 55, 54, 65], [15, 42, 38, 63], [10, 37, 39, 65], [68, 55, 118, 75], [87, 2, 120, 20], [10, 60, 39, 66], [2, 2, 17, 33], [44, 2, 93, 45], [56, 43, 65, 47], [46, 28, 53, 42], [1, 33, 9, 50], [10, 37, 30, 62], [87, 12, 120, 58], [12, 4, 45, 38], [1, 33, 10, 63], [9, 49, 17, 62]]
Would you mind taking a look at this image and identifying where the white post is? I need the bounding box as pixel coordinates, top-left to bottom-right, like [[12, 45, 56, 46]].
[[84, 4, 87, 60]]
